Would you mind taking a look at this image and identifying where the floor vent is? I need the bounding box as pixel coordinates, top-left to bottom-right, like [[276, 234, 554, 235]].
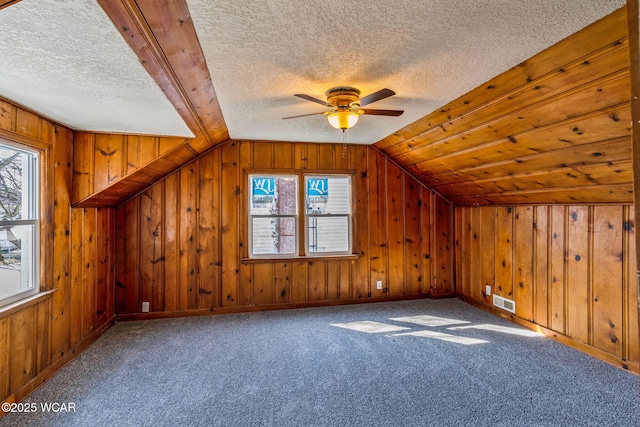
[[493, 295, 516, 314]]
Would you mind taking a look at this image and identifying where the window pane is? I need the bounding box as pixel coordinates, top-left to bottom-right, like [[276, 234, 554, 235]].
[[0, 146, 34, 221], [306, 176, 350, 215], [0, 223, 35, 300], [251, 217, 296, 255], [307, 216, 349, 253], [250, 176, 297, 215]]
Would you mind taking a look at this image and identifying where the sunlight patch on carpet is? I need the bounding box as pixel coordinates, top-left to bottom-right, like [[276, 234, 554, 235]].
[[331, 321, 410, 333], [448, 324, 543, 337], [392, 330, 489, 345], [389, 315, 470, 327]]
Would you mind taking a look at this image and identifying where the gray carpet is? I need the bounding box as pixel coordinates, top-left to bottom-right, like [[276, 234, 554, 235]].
[[1, 298, 639, 426]]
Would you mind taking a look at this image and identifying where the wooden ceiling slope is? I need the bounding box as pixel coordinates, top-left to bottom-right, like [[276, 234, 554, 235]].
[[71, 0, 230, 207], [0, 0, 19, 12], [375, 7, 633, 206]]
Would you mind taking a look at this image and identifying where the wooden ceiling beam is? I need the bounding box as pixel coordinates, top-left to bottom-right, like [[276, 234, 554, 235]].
[[98, 0, 228, 150], [0, 0, 21, 12]]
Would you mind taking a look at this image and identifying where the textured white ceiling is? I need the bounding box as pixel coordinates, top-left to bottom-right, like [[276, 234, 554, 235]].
[[187, 0, 625, 144], [0, 1, 626, 143], [0, 0, 193, 137]]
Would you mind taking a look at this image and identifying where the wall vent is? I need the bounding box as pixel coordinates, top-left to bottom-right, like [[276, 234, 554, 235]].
[[493, 295, 516, 314]]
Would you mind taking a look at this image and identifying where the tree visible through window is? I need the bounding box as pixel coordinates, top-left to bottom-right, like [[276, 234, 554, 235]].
[[0, 142, 39, 307], [248, 173, 352, 258]]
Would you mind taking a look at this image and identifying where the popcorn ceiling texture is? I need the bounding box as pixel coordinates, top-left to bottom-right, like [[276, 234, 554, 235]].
[[187, 0, 624, 144], [0, 0, 193, 137], [0, 1, 625, 142]]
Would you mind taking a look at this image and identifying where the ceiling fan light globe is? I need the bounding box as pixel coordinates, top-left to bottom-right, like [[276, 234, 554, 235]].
[[327, 111, 359, 130]]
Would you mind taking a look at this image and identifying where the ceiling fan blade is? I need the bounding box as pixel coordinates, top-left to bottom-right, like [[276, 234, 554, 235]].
[[360, 108, 404, 116], [359, 88, 396, 106], [282, 112, 328, 119], [294, 94, 332, 107]]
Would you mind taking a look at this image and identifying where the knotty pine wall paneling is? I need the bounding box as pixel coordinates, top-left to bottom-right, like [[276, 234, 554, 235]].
[[455, 205, 639, 372], [115, 141, 455, 319], [72, 131, 193, 207], [375, 7, 633, 205], [0, 98, 115, 408]]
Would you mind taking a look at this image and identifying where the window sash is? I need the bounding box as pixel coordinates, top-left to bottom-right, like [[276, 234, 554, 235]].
[[0, 142, 39, 307], [305, 214, 352, 255], [249, 215, 298, 257], [248, 173, 299, 258]]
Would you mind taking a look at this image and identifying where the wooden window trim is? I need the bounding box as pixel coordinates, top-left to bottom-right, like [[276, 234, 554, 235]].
[[0, 289, 56, 320], [241, 254, 358, 264]]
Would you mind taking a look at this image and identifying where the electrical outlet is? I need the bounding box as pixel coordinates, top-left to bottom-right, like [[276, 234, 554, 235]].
[[376, 280, 383, 290], [485, 285, 491, 296], [141, 301, 150, 313]]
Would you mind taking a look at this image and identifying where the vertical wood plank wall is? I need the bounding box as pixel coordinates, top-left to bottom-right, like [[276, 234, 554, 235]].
[[455, 205, 639, 372], [72, 132, 192, 206], [0, 98, 115, 405], [115, 141, 455, 317]]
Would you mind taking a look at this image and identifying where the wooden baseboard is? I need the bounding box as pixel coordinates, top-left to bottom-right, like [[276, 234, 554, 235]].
[[459, 295, 640, 375], [116, 293, 446, 322], [0, 317, 115, 418]]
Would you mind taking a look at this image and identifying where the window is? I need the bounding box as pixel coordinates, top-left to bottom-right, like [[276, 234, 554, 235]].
[[0, 142, 39, 307], [248, 173, 352, 258]]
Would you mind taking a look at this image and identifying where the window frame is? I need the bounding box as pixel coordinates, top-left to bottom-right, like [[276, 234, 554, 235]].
[[247, 173, 299, 259], [245, 169, 356, 260], [303, 174, 353, 256], [0, 140, 40, 308]]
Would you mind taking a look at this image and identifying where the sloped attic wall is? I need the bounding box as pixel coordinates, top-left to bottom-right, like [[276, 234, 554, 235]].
[[375, 7, 631, 206]]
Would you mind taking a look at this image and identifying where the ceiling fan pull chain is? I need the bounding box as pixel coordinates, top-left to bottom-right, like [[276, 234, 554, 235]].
[[342, 129, 347, 157]]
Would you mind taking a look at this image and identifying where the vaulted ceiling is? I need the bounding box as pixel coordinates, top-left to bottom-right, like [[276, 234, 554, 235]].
[[0, 0, 631, 206]]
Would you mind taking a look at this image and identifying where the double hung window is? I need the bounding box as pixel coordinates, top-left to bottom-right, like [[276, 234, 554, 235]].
[[248, 173, 352, 258], [0, 141, 39, 307]]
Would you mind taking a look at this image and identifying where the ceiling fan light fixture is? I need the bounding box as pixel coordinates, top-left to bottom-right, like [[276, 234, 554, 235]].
[[327, 110, 359, 130]]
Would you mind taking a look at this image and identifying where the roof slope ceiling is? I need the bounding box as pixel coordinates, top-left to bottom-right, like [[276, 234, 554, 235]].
[[0, 0, 632, 206], [187, 0, 623, 144], [0, 0, 193, 137], [0, 0, 624, 143], [375, 7, 633, 205]]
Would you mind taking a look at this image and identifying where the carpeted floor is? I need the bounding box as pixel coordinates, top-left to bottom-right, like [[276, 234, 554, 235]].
[[1, 298, 639, 426]]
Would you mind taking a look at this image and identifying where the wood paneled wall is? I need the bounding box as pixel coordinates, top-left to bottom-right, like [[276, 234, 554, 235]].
[[455, 205, 639, 372], [115, 141, 454, 318], [72, 132, 195, 207], [0, 98, 115, 406], [376, 7, 632, 205]]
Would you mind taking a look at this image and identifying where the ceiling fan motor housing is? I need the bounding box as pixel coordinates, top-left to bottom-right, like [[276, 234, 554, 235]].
[[326, 87, 361, 110]]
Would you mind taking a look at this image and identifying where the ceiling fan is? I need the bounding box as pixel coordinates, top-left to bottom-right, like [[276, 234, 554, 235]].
[[283, 87, 404, 131]]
